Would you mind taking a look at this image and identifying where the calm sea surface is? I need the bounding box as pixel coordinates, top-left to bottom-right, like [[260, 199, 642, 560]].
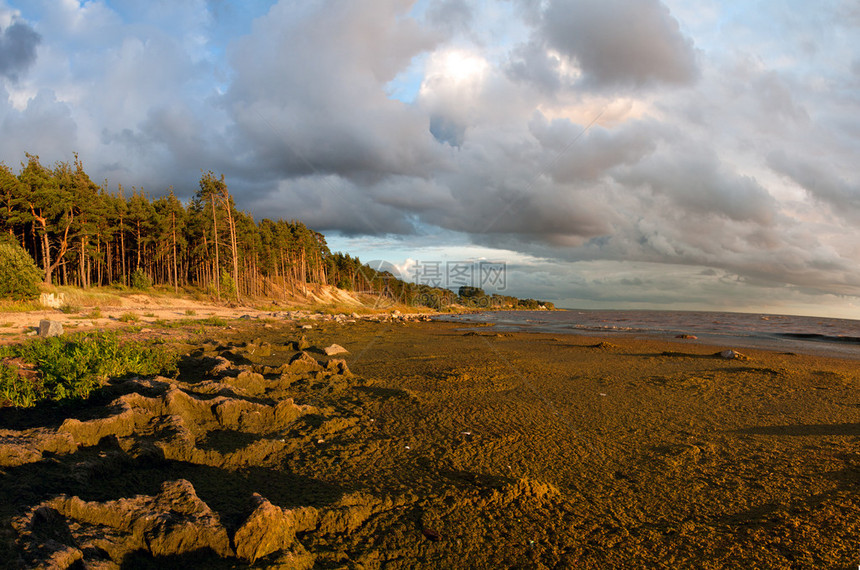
[[437, 310, 860, 359]]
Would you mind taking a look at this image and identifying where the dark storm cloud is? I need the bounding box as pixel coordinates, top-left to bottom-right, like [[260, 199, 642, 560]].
[[527, 113, 657, 181], [540, 0, 699, 89], [248, 174, 428, 236], [506, 41, 568, 93], [617, 150, 777, 225], [0, 19, 40, 80], [0, 90, 76, 158], [4, 0, 860, 312], [225, 0, 445, 182], [767, 150, 860, 218]]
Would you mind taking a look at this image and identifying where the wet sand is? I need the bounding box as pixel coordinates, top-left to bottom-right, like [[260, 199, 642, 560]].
[[3, 318, 860, 568]]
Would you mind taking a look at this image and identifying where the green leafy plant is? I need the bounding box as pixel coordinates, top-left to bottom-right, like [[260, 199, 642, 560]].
[[0, 332, 178, 406], [219, 268, 236, 300], [0, 238, 42, 300], [130, 269, 152, 290]]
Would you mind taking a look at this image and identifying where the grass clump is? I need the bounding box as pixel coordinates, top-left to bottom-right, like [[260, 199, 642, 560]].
[[118, 312, 139, 323], [0, 332, 178, 407], [0, 299, 44, 313]]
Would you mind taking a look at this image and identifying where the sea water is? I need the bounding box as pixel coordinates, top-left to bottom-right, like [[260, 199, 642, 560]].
[[437, 310, 860, 359]]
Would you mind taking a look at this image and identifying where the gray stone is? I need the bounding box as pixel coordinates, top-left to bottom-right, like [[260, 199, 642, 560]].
[[38, 320, 64, 338], [323, 344, 348, 356], [718, 349, 747, 360]]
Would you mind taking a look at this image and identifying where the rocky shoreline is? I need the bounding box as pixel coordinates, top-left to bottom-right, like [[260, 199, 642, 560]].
[[2, 318, 860, 567]]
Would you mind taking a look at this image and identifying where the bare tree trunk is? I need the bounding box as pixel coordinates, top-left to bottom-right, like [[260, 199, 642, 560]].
[[41, 232, 51, 284], [79, 239, 86, 288], [219, 189, 240, 303], [135, 220, 142, 271], [97, 233, 103, 286], [119, 219, 127, 285], [171, 210, 178, 293], [210, 198, 220, 300]]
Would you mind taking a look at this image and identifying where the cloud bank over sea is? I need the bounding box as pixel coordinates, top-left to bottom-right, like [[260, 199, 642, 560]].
[[2, 0, 859, 316]]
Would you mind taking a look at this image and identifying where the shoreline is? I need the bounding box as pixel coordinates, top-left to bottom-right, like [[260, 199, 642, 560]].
[[3, 318, 860, 566], [436, 309, 860, 361]]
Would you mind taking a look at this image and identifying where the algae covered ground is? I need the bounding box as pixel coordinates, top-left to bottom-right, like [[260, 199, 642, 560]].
[[2, 317, 860, 568]]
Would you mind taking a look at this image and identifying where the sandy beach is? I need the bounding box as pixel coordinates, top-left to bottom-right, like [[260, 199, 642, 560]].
[[3, 317, 860, 568]]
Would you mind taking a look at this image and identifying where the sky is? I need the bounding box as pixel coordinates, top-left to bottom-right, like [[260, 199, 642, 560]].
[[1, 0, 860, 318]]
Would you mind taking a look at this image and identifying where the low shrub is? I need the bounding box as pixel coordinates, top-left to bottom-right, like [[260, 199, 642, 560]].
[[130, 269, 152, 290], [0, 238, 42, 300], [0, 332, 178, 407]]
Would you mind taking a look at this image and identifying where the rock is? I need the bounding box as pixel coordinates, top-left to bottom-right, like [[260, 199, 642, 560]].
[[301, 324, 313, 330], [288, 352, 322, 373], [59, 399, 136, 446], [422, 527, 442, 541], [0, 429, 77, 467], [233, 494, 295, 563], [17, 479, 232, 566], [676, 334, 697, 339], [38, 319, 64, 338], [323, 344, 348, 356], [208, 355, 237, 377], [718, 349, 748, 360], [296, 335, 310, 351], [325, 359, 351, 376], [228, 371, 266, 395], [248, 343, 273, 357]]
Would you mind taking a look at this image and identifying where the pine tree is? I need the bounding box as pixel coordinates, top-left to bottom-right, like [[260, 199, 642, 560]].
[[16, 154, 74, 285]]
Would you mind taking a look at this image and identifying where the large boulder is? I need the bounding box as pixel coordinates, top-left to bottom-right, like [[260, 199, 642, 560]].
[[38, 319, 64, 338]]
